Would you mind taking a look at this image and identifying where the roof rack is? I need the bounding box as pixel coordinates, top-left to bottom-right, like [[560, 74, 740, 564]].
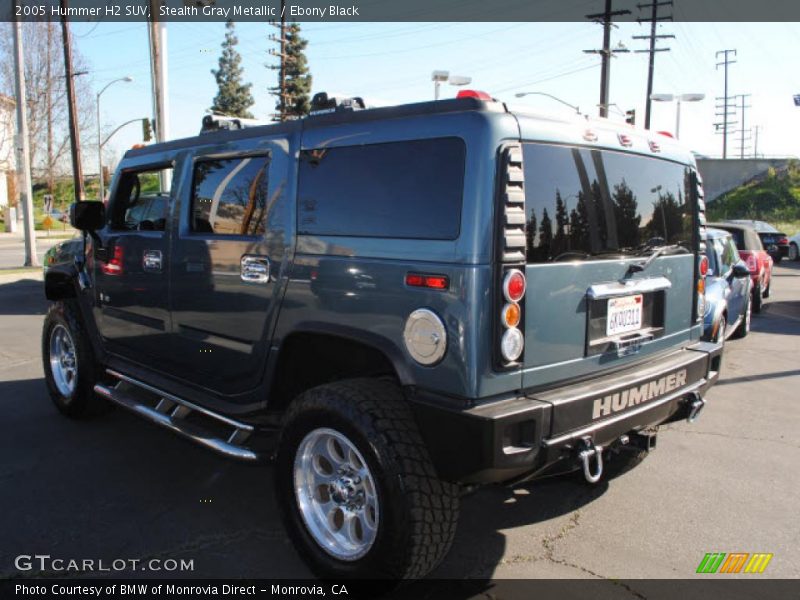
[[200, 114, 271, 135], [309, 92, 366, 115]]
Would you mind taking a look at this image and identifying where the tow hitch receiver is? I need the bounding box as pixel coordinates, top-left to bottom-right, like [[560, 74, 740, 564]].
[[578, 437, 604, 483], [686, 391, 706, 423]]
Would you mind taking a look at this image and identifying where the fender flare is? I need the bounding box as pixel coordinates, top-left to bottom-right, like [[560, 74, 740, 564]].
[[44, 263, 79, 301], [276, 321, 415, 387]]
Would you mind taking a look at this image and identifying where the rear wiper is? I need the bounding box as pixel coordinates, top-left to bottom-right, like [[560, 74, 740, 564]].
[[627, 244, 688, 274]]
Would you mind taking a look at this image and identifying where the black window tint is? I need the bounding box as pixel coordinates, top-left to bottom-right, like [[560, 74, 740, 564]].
[[191, 155, 270, 236], [298, 138, 465, 240], [522, 144, 695, 263], [109, 166, 173, 232], [728, 229, 745, 250]]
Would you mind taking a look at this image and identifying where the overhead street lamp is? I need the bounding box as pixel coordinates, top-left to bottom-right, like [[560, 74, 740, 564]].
[[432, 70, 472, 100], [97, 76, 133, 201], [515, 91, 581, 115], [650, 93, 705, 140]]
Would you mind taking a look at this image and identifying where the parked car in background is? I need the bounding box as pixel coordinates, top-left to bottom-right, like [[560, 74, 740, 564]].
[[788, 232, 800, 261], [702, 228, 752, 342], [726, 219, 789, 263], [708, 222, 772, 313]]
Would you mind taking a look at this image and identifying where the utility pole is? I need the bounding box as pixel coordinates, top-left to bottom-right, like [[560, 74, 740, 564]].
[[148, 0, 169, 190], [46, 22, 54, 195], [584, 0, 631, 118], [715, 49, 737, 159], [753, 125, 762, 158], [60, 0, 85, 203], [12, 16, 39, 266], [735, 93, 752, 159], [268, 0, 288, 121], [633, 1, 674, 129]]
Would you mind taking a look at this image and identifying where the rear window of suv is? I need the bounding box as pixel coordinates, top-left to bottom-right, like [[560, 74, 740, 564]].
[[297, 137, 466, 240], [522, 144, 695, 263]]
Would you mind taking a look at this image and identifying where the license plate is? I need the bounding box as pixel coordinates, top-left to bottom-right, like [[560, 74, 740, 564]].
[[607, 295, 643, 337]]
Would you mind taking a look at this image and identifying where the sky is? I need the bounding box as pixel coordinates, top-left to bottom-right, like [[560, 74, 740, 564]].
[[65, 19, 800, 170]]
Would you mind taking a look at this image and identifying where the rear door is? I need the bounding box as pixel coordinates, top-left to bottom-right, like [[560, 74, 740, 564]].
[[167, 141, 290, 395], [516, 142, 698, 393]]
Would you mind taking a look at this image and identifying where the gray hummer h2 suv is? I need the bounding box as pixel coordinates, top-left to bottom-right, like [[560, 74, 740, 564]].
[[43, 92, 721, 580]]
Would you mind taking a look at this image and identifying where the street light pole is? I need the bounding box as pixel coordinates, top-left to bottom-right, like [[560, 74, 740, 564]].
[[96, 76, 133, 201], [514, 91, 581, 115], [650, 93, 704, 139]]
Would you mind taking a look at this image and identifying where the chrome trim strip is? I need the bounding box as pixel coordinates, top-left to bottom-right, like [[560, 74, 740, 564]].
[[543, 379, 706, 447], [104, 369, 254, 431], [587, 276, 672, 300]]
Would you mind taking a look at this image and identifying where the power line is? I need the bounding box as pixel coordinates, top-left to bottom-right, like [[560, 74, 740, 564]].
[[583, 0, 631, 118], [632, 1, 674, 129], [714, 49, 737, 159]]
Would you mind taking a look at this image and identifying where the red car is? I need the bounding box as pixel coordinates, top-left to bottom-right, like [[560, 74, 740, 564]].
[[709, 222, 772, 312]]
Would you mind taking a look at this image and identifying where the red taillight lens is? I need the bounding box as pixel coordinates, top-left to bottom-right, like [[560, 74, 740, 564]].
[[742, 252, 757, 272], [503, 269, 526, 302], [456, 89, 493, 101], [698, 255, 709, 277], [778, 237, 788, 245], [405, 273, 449, 291], [101, 245, 123, 276]]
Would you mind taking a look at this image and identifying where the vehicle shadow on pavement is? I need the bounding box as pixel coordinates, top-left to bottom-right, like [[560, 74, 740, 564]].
[[0, 279, 48, 316], [2, 371, 613, 583], [753, 301, 800, 335], [432, 475, 608, 579]]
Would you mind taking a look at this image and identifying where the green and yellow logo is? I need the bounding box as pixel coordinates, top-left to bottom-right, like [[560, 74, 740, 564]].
[[696, 552, 773, 574]]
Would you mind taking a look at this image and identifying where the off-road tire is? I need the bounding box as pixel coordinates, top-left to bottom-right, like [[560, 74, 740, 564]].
[[731, 295, 751, 339], [276, 378, 460, 581], [42, 300, 109, 418]]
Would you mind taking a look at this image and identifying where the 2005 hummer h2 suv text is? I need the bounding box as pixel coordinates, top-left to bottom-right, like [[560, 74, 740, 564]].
[[42, 92, 721, 580]]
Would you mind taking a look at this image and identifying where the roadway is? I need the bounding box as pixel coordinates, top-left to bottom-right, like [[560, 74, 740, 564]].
[[0, 261, 798, 587]]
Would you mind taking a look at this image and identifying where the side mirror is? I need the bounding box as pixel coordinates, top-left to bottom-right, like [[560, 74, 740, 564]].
[[69, 201, 105, 231], [732, 263, 750, 279]]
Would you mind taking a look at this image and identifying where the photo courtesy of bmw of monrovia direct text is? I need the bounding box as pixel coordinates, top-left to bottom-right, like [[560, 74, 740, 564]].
[[1, 0, 799, 599]]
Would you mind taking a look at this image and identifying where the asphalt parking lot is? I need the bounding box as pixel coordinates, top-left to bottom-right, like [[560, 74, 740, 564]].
[[1, 262, 798, 582]]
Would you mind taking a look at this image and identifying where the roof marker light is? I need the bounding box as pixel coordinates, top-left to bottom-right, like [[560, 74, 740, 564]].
[[456, 89, 493, 101]]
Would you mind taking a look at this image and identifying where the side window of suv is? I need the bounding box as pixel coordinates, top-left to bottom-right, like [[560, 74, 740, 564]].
[[109, 166, 173, 232], [190, 155, 270, 236]]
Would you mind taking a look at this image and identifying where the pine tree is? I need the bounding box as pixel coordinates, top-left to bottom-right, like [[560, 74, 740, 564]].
[[270, 22, 312, 120], [210, 21, 255, 119]]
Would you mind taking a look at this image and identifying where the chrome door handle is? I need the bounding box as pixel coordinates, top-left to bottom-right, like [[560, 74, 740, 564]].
[[241, 255, 270, 283], [143, 249, 162, 272]]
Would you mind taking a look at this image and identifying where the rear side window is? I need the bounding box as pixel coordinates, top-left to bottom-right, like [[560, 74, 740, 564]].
[[191, 155, 270, 236], [522, 144, 694, 263], [297, 138, 465, 240], [728, 229, 745, 250]]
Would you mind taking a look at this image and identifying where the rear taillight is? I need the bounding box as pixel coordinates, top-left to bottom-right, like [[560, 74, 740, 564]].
[[742, 251, 758, 272], [503, 269, 526, 302], [697, 255, 708, 320], [101, 244, 123, 276], [778, 237, 788, 245], [699, 255, 709, 277], [500, 269, 525, 362]]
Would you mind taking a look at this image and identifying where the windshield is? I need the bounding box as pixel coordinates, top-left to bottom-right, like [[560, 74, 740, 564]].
[[522, 143, 695, 263]]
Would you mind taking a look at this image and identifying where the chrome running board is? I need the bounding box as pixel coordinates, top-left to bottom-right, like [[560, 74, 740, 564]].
[[94, 369, 261, 461]]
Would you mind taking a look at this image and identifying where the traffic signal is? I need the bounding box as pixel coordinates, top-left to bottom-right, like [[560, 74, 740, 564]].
[[142, 118, 154, 142], [625, 109, 636, 126]]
